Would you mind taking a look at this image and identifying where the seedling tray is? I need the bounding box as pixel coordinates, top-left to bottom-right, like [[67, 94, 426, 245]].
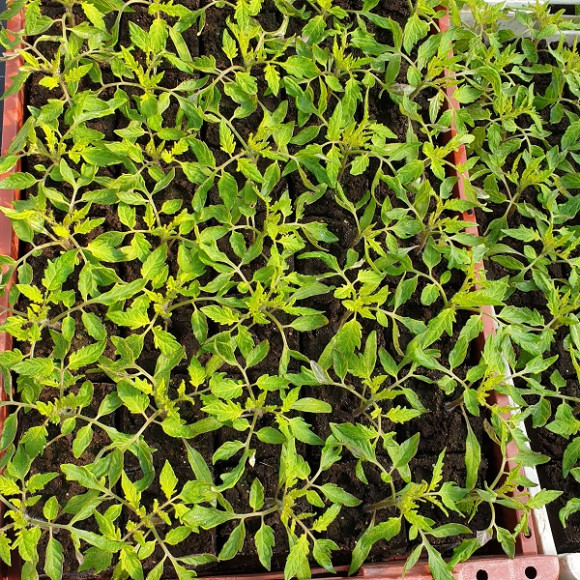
[[439, 3, 560, 558], [440, 7, 580, 578], [0, 8, 23, 580], [0, 3, 564, 579]]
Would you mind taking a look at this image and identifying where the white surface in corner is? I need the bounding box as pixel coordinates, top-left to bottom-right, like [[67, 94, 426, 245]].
[[559, 554, 580, 579], [459, 2, 580, 44]]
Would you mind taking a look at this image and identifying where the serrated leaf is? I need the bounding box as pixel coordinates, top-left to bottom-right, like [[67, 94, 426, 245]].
[[249, 478, 264, 510], [284, 534, 310, 580], [72, 425, 93, 459], [425, 542, 454, 580], [12, 358, 54, 378], [312, 538, 338, 573], [403, 13, 429, 53], [255, 523, 275, 571], [219, 521, 245, 560], [43, 496, 59, 521], [0, 413, 18, 450], [265, 64, 280, 96], [160, 460, 178, 498], [349, 518, 401, 574], [141, 244, 167, 282], [44, 537, 63, 580], [465, 421, 480, 490], [527, 489, 562, 509], [219, 120, 236, 155], [246, 340, 269, 367], [68, 341, 106, 371], [319, 484, 361, 506], [291, 398, 331, 413]]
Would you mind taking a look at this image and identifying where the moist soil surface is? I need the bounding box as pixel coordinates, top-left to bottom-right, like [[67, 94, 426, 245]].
[[12, 1, 513, 577]]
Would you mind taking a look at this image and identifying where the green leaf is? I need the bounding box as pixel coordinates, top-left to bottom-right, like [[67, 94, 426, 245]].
[[82, 312, 107, 341], [12, 358, 54, 378], [68, 341, 106, 371], [201, 305, 240, 326], [184, 442, 213, 485], [187, 506, 233, 529], [429, 524, 471, 538], [249, 478, 264, 510], [283, 56, 319, 79], [213, 441, 245, 463], [560, 498, 580, 527], [146, 561, 165, 580], [330, 423, 375, 462], [390, 432, 420, 469], [386, 406, 422, 424], [219, 521, 245, 560], [349, 518, 401, 574], [218, 173, 238, 209], [120, 548, 144, 580], [0, 413, 17, 450], [291, 398, 331, 413], [449, 315, 483, 369], [562, 121, 580, 151], [465, 421, 480, 489], [312, 504, 341, 534], [512, 449, 550, 467], [165, 527, 192, 546], [0, 532, 11, 567], [118, 381, 149, 414], [149, 18, 168, 52], [284, 535, 310, 580], [17, 527, 41, 562], [501, 227, 540, 242], [0, 172, 37, 190], [312, 538, 338, 573], [72, 425, 93, 459], [265, 64, 280, 96], [255, 523, 275, 571], [420, 283, 439, 306], [141, 245, 168, 284], [222, 29, 238, 60], [256, 427, 285, 444], [318, 484, 361, 506], [43, 496, 59, 522], [219, 121, 236, 155], [496, 527, 515, 559], [527, 489, 562, 509], [160, 460, 178, 498], [449, 538, 482, 567], [82, 1, 106, 30], [97, 279, 146, 305], [425, 542, 454, 580], [319, 319, 362, 368], [563, 437, 580, 476], [246, 340, 269, 368], [121, 471, 142, 508], [547, 404, 580, 438], [0, 475, 20, 496], [44, 537, 63, 580], [289, 315, 328, 332], [403, 13, 429, 53], [43, 250, 77, 291]]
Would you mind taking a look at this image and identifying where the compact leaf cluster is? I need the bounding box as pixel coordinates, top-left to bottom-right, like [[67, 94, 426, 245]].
[[0, 0, 578, 578]]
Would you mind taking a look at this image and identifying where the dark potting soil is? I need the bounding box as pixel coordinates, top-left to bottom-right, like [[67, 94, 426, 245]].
[[10, 1, 511, 577]]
